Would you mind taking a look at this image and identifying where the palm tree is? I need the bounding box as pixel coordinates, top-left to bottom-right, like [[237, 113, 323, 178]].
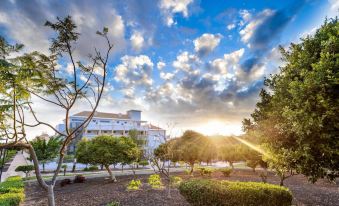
[[30, 136, 62, 172]]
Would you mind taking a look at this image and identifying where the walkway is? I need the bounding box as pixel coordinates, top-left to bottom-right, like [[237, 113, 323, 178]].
[[1, 151, 32, 182]]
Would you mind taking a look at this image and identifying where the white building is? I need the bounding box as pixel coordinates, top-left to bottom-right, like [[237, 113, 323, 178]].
[[56, 110, 166, 154]]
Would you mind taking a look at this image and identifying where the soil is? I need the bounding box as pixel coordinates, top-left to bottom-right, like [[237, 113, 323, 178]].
[[23, 169, 339, 206]]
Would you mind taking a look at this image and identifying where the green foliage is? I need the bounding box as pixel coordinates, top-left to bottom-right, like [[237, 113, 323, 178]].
[[244, 18, 339, 182], [138, 160, 148, 167], [88, 165, 99, 171], [148, 174, 163, 189], [127, 179, 142, 190], [106, 201, 120, 206], [179, 179, 292, 206], [170, 176, 183, 187], [0, 176, 25, 206], [30, 136, 62, 171], [198, 167, 214, 176], [15, 165, 34, 178], [219, 168, 233, 177], [0, 150, 17, 167], [61, 164, 67, 169]]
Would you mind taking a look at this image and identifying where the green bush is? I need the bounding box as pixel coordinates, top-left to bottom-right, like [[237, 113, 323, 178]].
[[0, 150, 17, 167], [106, 201, 120, 206], [219, 168, 233, 177], [198, 167, 213, 176], [88, 165, 99, 171], [170, 176, 183, 187], [179, 179, 292, 206], [148, 174, 163, 189], [138, 160, 148, 167], [0, 176, 25, 206], [127, 179, 142, 190]]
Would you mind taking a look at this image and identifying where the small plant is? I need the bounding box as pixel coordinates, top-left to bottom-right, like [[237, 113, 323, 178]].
[[198, 167, 213, 176], [73, 175, 86, 183], [15, 165, 34, 178], [148, 174, 163, 189], [170, 176, 183, 187], [60, 179, 71, 187], [127, 179, 142, 190], [88, 165, 99, 171], [106, 201, 120, 206], [219, 168, 233, 177], [184, 169, 191, 175]]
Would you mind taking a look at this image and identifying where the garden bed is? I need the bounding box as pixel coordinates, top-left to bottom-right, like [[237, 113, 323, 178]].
[[23, 169, 339, 206]]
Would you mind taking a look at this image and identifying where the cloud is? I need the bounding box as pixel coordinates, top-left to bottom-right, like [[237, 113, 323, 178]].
[[114, 55, 154, 88], [227, 23, 236, 30], [160, 72, 175, 80], [157, 61, 166, 70], [173, 51, 201, 73], [158, 0, 194, 26], [193, 33, 223, 56], [130, 31, 145, 52], [208, 48, 245, 74]]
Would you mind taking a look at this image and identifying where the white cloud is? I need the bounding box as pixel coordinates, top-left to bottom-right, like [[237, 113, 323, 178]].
[[209, 48, 245, 74], [115, 55, 154, 87], [130, 31, 145, 52], [158, 0, 194, 26], [227, 23, 236, 30], [157, 61, 166, 70], [329, 0, 339, 10], [173, 51, 200, 73], [160, 72, 175, 80], [193, 33, 222, 56], [239, 9, 274, 44]]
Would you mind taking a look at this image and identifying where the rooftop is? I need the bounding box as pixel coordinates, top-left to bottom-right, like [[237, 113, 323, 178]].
[[72, 111, 129, 119]]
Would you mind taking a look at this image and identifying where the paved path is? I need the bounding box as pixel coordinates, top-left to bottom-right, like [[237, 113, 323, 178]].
[[1, 151, 32, 182]]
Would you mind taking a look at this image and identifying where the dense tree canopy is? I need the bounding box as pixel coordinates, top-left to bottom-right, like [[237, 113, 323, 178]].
[[76, 135, 139, 181], [244, 18, 339, 182]]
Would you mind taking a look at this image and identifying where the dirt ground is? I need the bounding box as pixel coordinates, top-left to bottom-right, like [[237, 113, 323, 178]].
[[23, 169, 339, 206]]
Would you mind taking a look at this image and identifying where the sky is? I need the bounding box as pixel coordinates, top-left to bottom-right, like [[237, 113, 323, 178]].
[[0, 0, 338, 138]]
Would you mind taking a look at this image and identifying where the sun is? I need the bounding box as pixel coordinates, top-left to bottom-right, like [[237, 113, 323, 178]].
[[196, 120, 243, 136]]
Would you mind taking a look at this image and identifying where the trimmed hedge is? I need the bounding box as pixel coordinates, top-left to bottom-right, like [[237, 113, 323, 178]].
[[179, 179, 292, 206], [0, 176, 25, 206]]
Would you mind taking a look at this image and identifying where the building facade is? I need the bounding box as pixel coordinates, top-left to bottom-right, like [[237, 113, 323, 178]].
[[56, 110, 166, 154]]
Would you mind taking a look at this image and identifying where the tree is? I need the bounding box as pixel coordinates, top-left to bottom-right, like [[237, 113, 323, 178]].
[[76, 136, 139, 181], [219, 138, 244, 169], [243, 18, 339, 183], [15, 165, 34, 178], [0, 16, 113, 206], [30, 136, 62, 172], [129, 129, 147, 167], [168, 130, 216, 175]]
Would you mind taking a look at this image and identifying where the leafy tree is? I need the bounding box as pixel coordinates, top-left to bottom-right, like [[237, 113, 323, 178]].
[[15, 165, 34, 178], [30, 136, 62, 172], [0, 16, 113, 206], [243, 18, 339, 183], [76, 135, 139, 181], [129, 129, 147, 167]]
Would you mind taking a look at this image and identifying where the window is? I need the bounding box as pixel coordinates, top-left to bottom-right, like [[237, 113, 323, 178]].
[[100, 120, 110, 123]]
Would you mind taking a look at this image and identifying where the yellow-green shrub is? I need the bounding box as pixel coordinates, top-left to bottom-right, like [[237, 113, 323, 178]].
[[148, 174, 163, 189], [219, 168, 233, 177], [198, 167, 213, 176], [0, 176, 25, 206], [179, 179, 292, 206], [127, 179, 142, 190], [170, 176, 183, 187]]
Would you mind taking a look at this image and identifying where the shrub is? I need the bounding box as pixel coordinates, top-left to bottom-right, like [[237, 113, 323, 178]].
[[88, 165, 99, 171], [73, 175, 86, 183], [148, 174, 163, 189], [179, 179, 293, 206], [15, 165, 34, 178], [0, 176, 25, 206], [60, 179, 72, 187], [198, 167, 213, 176], [170, 176, 183, 187], [139, 160, 148, 167], [106, 201, 120, 206], [127, 179, 142, 190], [219, 168, 233, 177]]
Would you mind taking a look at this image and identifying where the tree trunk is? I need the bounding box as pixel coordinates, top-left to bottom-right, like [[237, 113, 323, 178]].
[[42, 163, 45, 172], [104, 164, 116, 182], [280, 175, 285, 186], [230, 162, 234, 169], [189, 163, 194, 176], [100, 164, 104, 170], [63, 168, 66, 176], [72, 158, 76, 172], [47, 185, 55, 206]]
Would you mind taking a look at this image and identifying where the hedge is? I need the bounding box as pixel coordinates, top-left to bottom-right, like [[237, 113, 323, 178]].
[[0, 176, 25, 206], [179, 179, 292, 206]]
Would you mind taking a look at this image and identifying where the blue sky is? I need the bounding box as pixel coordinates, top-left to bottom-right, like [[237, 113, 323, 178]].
[[0, 0, 338, 137]]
